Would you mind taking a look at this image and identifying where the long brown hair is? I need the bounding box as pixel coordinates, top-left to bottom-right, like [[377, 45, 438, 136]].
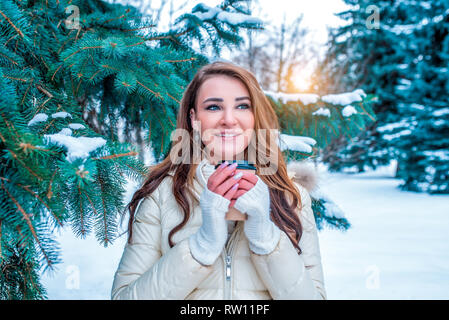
[[125, 61, 304, 253]]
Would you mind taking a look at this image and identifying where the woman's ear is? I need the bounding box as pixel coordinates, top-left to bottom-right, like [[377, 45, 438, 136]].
[[190, 109, 196, 129]]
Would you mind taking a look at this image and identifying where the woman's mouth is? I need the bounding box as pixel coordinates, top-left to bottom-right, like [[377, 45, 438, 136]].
[[215, 133, 241, 141]]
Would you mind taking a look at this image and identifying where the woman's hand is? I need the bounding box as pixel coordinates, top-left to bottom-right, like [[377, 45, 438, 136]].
[[229, 172, 257, 208], [232, 174, 281, 255], [208, 161, 243, 202], [188, 161, 243, 266]]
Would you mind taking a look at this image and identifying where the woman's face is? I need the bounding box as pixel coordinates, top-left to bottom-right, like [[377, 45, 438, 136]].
[[190, 75, 255, 164]]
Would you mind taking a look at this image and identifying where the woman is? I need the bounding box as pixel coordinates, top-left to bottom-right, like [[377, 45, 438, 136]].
[[111, 61, 326, 300]]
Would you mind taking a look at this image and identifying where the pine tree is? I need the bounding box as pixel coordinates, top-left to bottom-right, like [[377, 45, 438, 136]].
[[0, 0, 263, 299], [393, 0, 449, 193], [319, 0, 406, 172], [321, 0, 449, 194]]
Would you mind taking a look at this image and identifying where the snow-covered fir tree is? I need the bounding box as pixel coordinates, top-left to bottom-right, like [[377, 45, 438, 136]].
[[319, 0, 406, 172], [320, 0, 449, 194], [392, 0, 449, 193]]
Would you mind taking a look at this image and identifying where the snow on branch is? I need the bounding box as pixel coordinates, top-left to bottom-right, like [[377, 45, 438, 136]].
[[43, 133, 106, 163], [342, 105, 358, 117], [68, 123, 86, 130], [264, 89, 367, 106], [278, 133, 316, 153], [264, 90, 319, 105], [28, 113, 48, 126], [312, 107, 331, 117], [265, 89, 366, 119], [191, 3, 263, 25], [321, 89, 366, 105], [51, 111, 72, 119], [311, 188, 346, 219]]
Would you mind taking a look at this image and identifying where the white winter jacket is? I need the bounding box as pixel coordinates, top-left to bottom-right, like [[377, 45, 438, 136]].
[[111, 158, 326, 300]]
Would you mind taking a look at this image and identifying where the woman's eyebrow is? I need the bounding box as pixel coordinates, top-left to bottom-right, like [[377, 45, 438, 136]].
[[202, 96, 250, 103]]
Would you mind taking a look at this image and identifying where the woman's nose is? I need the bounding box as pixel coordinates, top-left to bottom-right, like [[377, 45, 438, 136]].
[[221, 107, 238, 125]]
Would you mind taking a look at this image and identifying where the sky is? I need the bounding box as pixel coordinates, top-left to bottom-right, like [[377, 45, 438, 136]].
[[116, 0, 350, 46], [252, 0, 349, 46], [252, 0, 350, 91]]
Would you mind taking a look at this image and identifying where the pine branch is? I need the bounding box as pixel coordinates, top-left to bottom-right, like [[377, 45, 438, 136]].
[[0, 177, 63, 227], [1, 181, 53, 269], [91, 151, 138, 160], [0, 10, 25, 38]]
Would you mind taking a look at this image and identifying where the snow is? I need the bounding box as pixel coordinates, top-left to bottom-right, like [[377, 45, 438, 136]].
[[264, 89, 367, 107], [423, 150, 449, 161], [192, 3, 263, 25], [383, 129, 412, 141], [312, 107, 331, 117], [52, 112, 72, 119], [388, 24, 417, 35], [398, 78, 412, 86], [321, 89, 366, 105], [264, 90, 320, 105], [69, 123, 86, 130], [433, 108, 449, 117], [277, 133, 316, 153], [386, 9, 449, 35], [217, 10, 263, 25], [317, 161, 449, 299], [311, 188, 346, 219], [28, 113, 48, 126], [376, 119, 415, 133], [57, 128, 73, 136], [40, 161, 449, 300], [410, 103, 425, 110], [43, 133, 106, 162], [342, 105, 357, 117]]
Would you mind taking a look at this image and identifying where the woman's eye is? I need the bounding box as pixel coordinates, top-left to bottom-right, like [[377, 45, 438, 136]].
[[205, 104, 251, 111], [206, 105, 220, 111]]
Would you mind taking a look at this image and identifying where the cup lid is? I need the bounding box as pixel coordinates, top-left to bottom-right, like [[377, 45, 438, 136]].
[[215, 160, 256, 170]]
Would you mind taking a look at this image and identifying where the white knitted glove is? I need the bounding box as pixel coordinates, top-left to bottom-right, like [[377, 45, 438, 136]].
[[188, 186, 230, 266], [233, 176, 281, 255]]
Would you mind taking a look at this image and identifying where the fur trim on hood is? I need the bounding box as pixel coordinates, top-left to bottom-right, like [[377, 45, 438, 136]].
[[286, 160, 319, 193]]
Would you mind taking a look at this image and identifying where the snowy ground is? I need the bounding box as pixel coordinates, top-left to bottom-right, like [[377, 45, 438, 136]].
[[41, 162, 449, 299]]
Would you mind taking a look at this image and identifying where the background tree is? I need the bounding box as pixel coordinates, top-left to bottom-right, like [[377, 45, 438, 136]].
[[319, 0, 449, 194], [317, 0, 404, 173], [393, 0, 449, 193]]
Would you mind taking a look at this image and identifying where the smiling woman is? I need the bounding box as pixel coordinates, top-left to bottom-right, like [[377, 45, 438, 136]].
[[190, 75, 255, 164], [111, 61, 326, 300]]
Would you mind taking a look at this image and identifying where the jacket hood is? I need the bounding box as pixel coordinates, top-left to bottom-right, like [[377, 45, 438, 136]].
[[286, 160, 319, 193], [194, 158, 319, 193]]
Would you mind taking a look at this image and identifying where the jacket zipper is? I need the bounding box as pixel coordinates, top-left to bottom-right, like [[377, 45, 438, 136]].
[[223, 222, 241, 300], [225, 255, 232, 280], [224, 254, 232, 299]]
